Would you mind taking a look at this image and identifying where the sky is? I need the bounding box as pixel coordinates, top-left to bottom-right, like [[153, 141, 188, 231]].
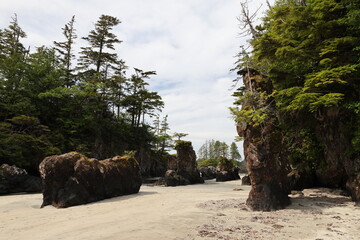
[[0, 0, 271, 157]]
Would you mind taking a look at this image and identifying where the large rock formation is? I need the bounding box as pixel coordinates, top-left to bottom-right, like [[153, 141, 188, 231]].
[[39, 152, 142, 208], [237, 69, 291, 211], [316, 110, 360, 203], [199, 166, 216, 180], [158, 141, 204, 186], [287, 169, 316, 191], [215, 157, 240, 182], [0, 164, 42, 195], [135, 147, 167, 177]]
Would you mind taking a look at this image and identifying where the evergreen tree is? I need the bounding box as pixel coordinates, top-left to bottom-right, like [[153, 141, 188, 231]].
[[54, 15, 77, 87], [232, 0, 360, 171], [230, 142, 242, 161], [79, 14, 121, 74], [0, 15, 29, 119]]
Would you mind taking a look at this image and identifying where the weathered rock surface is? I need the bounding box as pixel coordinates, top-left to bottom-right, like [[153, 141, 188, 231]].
[[158, 141, 204, 186], [241, 175, 251, 185], [135, 147, 167, 177], [199, 166, 216, 180], [316, 167, 346, 188], [316, 111, 360, 203], [288, 169, 316, 191], [0, 164, 42, 195], [238, 69, 291, 211], [346, 175, 360, 203], [157, 170, 190, 186], [215, 157, 240, 182], [39, 152, 142, 208]]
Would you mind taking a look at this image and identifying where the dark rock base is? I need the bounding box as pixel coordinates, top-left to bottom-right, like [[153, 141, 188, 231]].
[[39, 152, 142, 208], [0, 164, 42, 195]]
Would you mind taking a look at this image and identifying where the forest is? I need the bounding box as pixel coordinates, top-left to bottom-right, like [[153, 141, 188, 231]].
[[231, 0, 360, 207], [0, 14, 171, 175]]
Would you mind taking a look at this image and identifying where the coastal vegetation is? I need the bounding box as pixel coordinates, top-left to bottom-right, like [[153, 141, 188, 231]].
[[0, 14, 168, 175], [231, 0, 360, 208]]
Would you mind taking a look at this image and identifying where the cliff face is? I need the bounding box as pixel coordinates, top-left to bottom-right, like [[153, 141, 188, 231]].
[[238, 69, 291, 211], [317, 110, 360, 202]]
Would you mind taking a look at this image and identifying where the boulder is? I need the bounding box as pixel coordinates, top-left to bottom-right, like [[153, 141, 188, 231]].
[[157, 170, 190, 186], [216, 157, 240, 182], [39, 152, 142, 208], [199, 166, 216, 180], [241, 175, 251, 185], [0, 164, 42, 195]]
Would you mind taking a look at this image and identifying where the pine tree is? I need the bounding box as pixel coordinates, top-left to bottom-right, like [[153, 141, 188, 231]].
[[54, 15, 77, 87], [79, 14, 121, 74], [230, 142, 242, 161]]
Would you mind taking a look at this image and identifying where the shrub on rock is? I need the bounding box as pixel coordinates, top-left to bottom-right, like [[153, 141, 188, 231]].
[[216, 157, 240, 182]]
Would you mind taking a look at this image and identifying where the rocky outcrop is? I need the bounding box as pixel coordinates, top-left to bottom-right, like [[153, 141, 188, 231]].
[[135, 147, 167, 177], [316, 167, 347, 188], [158, 170, 190, 186], [215, 157, 240, 182], [238, 69, 291, 211], [288, 169, 316, 191], [39, 152, 142, 208], [158, 141, 204, 186], [316, 110, 360, 203], [241, 175, 251, 185], [346, 175, 360, 203], [0, 164, 42, 195], [199, 166, 216, 180]]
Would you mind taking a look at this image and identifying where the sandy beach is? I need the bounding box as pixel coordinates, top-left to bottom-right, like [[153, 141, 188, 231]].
[[0, 179, 359, 240]]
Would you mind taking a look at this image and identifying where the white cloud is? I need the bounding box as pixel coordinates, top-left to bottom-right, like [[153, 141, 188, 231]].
[[0, 0, 270, 157]]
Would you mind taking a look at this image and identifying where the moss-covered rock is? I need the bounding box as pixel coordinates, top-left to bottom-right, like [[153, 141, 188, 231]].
[[39, 152, 142, 208], [216, 157, 240, 182]]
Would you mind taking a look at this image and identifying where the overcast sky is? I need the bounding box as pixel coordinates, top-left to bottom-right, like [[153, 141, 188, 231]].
[[0, 0, 270, 156]]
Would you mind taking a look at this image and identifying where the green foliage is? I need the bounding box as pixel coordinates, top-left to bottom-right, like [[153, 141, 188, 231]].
[[0, 115, 60, 174], [230, 107, 268, 127], [217, 156, 236, 170], [232, 0, 360, 172], [229, 142, 242, 161], [197, 158, 219, 167], [197, 139, 230, 160], [0, 14, 168, 175]]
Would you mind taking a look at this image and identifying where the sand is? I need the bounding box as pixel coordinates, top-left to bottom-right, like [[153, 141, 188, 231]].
[[0, 180, 359, 240]]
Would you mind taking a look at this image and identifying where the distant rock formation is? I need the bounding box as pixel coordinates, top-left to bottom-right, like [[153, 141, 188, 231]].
[[158, 141, 204, 186], [39, 152, 142, 208], [199, 166, 216, 180], [135, 147, 167, 177], [215, 157, 240, 182], [241, 175, 251, 185], [237, 69, 291, 211], [0, 164, 42, 195]]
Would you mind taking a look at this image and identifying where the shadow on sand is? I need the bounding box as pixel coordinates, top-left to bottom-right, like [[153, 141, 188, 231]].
[[286, 188, 353, 211]]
